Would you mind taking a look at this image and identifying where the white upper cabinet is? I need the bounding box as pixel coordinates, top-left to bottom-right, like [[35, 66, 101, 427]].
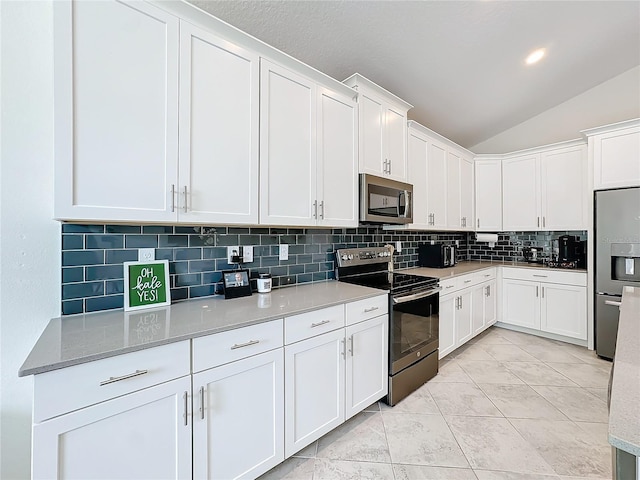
[[316, 87, 358, 227], [260, 61, 358, 227], [260, 60, 316, 226], [474, 159, 502, 231], [460, 155, 474, 231], [502, 154, 540, 231], [540, 145, 587, 230], [343, 74, 412, 182], [446, 150, 462, 228], [54, 0, 179, 222], [502, 142, 586, 231], [179, 22, 259, 224], [406, 126, 430, 228], [583, 119, 640, 190], [427, 140, 449, 229]]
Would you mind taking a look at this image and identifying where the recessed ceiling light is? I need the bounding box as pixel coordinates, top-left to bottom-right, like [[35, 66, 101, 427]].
[[526, 48, 546, 65]]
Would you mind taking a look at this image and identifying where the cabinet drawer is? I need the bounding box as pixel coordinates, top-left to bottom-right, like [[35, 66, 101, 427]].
[[474, 268, 497, 283], [193, 319, 283, 373], [33, 340, 190, 423], [345, 295, 388, 326], [285, 305, 345, 345], [502, 267, 586, 286], [440, 277, 460, 294]]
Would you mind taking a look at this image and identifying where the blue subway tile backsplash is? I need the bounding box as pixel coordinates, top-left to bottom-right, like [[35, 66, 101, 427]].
[[61, 223, 475, 315]]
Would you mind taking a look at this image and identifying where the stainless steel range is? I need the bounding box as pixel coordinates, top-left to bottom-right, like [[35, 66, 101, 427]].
[[335, 246, 440, 405]]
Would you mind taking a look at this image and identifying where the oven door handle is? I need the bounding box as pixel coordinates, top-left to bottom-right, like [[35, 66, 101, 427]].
[[392, 287, 441, 304]]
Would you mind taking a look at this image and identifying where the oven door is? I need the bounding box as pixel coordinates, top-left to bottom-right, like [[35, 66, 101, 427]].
[[390, 288, 439, 375]]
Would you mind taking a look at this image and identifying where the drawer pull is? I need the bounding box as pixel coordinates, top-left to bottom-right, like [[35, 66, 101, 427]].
[[464, 280, 472, 284], [533, 275, 548, 278], [445, 285, 455, 289], [311, 320, 331, 328], [484, 274, 491, 277], [363, 306, 379, 313], [230, 340, 260, 350], [99, 369, 148, 386]]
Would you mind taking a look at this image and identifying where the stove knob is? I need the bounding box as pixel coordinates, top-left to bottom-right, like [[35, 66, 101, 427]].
[[378, 252, 385, 257], [348, 254, 354, 260], [341, 254, 349, 261], [384, 252, 390, 257]]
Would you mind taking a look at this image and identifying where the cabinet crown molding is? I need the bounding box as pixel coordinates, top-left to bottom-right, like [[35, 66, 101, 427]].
[[474, 137, 586, 161], [343, 73, 413, 110], [408, 120, 474, 157], [580, 118, 640, 137]]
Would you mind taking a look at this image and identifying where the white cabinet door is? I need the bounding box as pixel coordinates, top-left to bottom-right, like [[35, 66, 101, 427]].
[[475, 160, 502, 231], [502, 154, 540, 231], [540, 283, 587, 340], [358, 92, 386, 176], [178, 23, 259, 224], [53, 0, 179, 222], [32, 376, 192, 480], [439, 294, 456, 359], [407, 128, 429, 227], [592, 125, 640, 190], [460, 156, 474, 230], [385, 106, 408, 181], [317, 87, 358, 227], [471, 284, 486, 336], [502, 279, 540, 329], [193, 349, 284, 480], [345, 316, 388, 420], [446, 150, 462, 228], [484, 280, 497, 327], [456, 291, 473, 345], [260, 60, 316, 225], [540, 145, 587, 230], [427, 141, 448, 229], [285, 328, 345, 457]]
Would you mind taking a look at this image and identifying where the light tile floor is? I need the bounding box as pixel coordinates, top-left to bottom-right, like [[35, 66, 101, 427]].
[[258, 326, 613, 480]]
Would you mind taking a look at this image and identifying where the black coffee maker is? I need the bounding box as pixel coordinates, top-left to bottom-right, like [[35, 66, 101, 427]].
[[558, 235, 586, 267]]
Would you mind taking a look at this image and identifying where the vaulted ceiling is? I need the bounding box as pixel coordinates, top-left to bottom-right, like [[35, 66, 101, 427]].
[[188, 0, 640, 153]]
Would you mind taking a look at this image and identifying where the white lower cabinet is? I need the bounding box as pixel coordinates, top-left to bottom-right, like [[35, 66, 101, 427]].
[[284, 297, 388, 457], [33, 376, 193, 480], [193, 350, 284, 480], [501, 268, 587, 341], [438, 269, 497, 359]]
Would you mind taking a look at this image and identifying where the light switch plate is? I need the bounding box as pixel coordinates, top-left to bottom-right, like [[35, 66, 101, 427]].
[[242, 246, 253, 263], [279, 244, 289, 261], [395, 241, 402, 253]]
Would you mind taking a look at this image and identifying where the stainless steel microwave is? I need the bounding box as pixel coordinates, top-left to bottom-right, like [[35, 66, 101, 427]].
[[359, 174, 413, 224]]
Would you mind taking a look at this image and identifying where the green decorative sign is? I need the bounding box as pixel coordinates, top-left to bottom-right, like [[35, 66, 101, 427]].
[[123, 260, 171, 312]]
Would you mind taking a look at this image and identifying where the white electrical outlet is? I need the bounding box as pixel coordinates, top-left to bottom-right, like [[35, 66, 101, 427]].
[[279, 244, 289, 261], [227, 246, 241, 264], [138, 248, 155, 261], [396, 241, 402, 253], [455, 240, 460, 247], [242, 246, 253, 263]]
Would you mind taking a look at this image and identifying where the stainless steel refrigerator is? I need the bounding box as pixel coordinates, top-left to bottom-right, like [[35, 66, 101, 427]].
[[594, 186, 640, 359]]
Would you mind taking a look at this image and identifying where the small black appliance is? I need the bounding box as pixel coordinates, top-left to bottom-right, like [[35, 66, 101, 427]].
[[558, 235, 586, 267], [418, 243, 456, 268]]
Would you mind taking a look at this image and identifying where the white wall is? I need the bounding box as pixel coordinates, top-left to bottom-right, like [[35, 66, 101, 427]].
[[471, 66, 640, 154], [0, 2, 60, 478]]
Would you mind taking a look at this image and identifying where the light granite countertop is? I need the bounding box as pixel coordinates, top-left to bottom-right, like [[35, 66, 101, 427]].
[[608, 286, 640, 457], [399, 260, 586, 280], [19, 281, 385, 377]]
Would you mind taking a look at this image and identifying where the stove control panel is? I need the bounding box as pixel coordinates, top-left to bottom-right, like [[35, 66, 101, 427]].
[[335, 246, 393, 267]]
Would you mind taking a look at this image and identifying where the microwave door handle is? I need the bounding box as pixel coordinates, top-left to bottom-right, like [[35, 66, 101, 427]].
[[398, 190, 410, 218]]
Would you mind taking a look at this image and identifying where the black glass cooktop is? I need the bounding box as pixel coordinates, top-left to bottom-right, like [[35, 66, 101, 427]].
[[339, 271, 438, 295]]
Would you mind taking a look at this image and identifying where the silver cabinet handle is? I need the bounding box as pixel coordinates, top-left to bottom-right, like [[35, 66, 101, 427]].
[[536, 286, 539, 297], [183, 185, 188, 213], [183, 391, 188, 426], [605, 300, 622, 307], [460, 296, 463, 309], [311, 320, 330, 328], [230, 340, 259, 350], [542, 216, 546, 228], [349, 335, 354, 356], [542, 286, 544, 298], [464, 280, 472, 284], [477, 218, 480, 228], [446, 285, 455, 289], [484, 274, 491, 277], [170, 184, 176, 213], [388, 160, 391, 175], [100, 369, 148, 386], [533, 275, 548, 278], [341, 338, 346, 358], [313, 200, 318, 219], [488, 285, 491, 296], [199, 386, 205, 420], [363, 306, 379, 313], [319, 200, 324, 219]]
